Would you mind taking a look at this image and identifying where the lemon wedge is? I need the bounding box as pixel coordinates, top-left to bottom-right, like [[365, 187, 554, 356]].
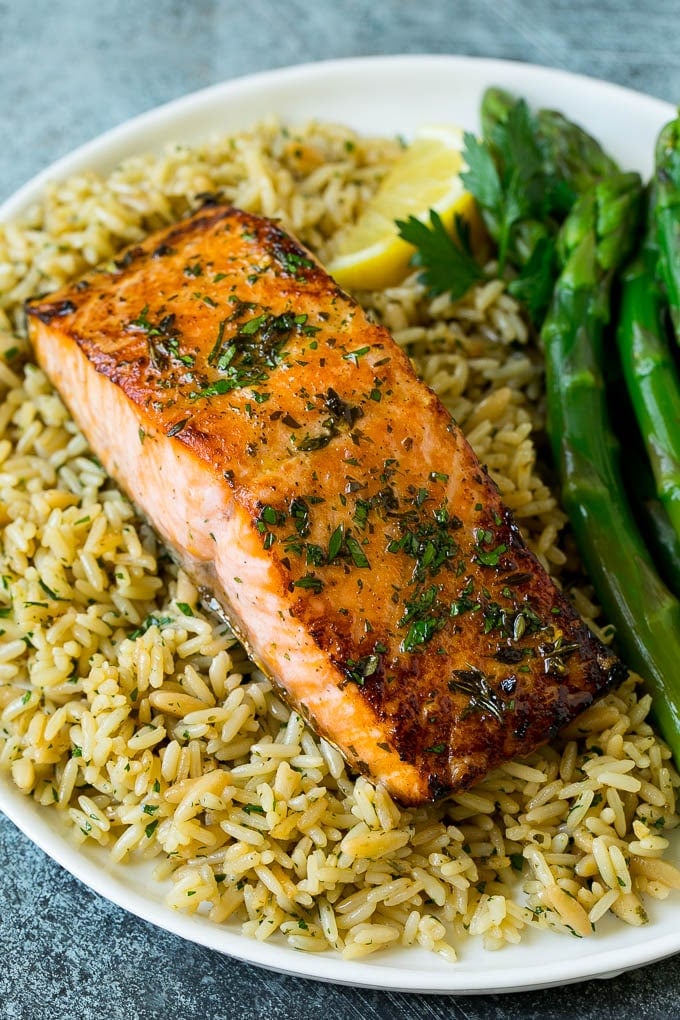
[[327, 124, 482, 292]]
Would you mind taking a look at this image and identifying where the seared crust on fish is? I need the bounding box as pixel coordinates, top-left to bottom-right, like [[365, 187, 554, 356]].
[[26, 205, 626, 804]]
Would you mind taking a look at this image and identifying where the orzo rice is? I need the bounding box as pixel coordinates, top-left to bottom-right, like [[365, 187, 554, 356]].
[[0, 119, 678, 962]]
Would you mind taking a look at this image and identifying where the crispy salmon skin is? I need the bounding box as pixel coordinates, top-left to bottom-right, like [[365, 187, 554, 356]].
[[26, 204, 625, 804]]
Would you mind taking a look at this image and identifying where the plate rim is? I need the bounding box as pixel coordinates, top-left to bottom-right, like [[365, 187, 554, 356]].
[[0, 53, 674, 219], [5, 782, 680, 995], [1, 52, 678, 994]]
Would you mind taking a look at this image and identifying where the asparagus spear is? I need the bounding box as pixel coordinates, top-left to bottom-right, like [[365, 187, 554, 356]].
[[480, 87, 619, 196], [542, 172, 680, 764], [535, 108, 620, 196], [626, 450, 680, 599], [617, 247, 680, 542], [480, 86, 515, 144], [608, 305, 680, 598], [653, 115, 680, 339]]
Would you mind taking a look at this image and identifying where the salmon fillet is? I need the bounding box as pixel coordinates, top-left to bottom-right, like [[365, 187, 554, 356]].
[[26, 204, 625, 805]]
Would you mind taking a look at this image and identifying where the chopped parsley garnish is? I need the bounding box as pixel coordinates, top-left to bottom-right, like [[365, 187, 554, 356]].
[[509, 852, 525, 872], [126, 305, 195, 370], [129, 305, 157, 333], [198, 310, 313, 400], [344, 652, 382, 686], [450, 577, 477, 618], [207, 319, 228, 366], [145, 819, 159, 839], [401, 615, 443, 652], [128, 614, 174, 639], [38, 579, 63, 600], [293, 574, 324, 593], [280, 250, 315, 275], [189, 378, 234, 400], [328, 524, 344, 562], [345, 535, 370, 568], [399, 585, 447, 652], [473, 527, 507, 568], [342, 345, 371, 365], [387, 505, 461, 582]]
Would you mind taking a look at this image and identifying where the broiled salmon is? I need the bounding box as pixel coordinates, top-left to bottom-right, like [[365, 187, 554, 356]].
[[26, 204, 626, 805]]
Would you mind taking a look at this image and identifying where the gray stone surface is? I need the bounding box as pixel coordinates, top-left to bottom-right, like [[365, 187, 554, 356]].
[[1, 1, 680, 1017]]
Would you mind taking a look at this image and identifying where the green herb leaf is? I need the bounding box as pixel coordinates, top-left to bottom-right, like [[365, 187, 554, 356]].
[[461, 131, 503, 213], [402, 615, 442, 652], [128, 614, 174, 639], [293, 574, 324, 593], [38, 579, 63, 600], [509, 852, 524, 872], [462, 102, 548, 272], [145, 819, 159, 839], [239, 313, 268, 335], [475, 543, 507, 567], [502, 100, 545, 196], [328, 524, 344, 562], [345, 535, 370, 568], [396, 210, 485, 302], [507, 235, 558, 324], [342, 345, 371, 365], [189, 378, 235, 401]]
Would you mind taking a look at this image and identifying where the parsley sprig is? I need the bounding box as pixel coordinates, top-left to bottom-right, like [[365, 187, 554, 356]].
[[395, 91, 618, 326], [462, 99, 550, 273], [395, 210, 484, 303], [396, 103, 559, 324]]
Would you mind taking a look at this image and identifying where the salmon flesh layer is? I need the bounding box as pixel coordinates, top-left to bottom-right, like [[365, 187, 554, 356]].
[[26, 204, 626, 805]]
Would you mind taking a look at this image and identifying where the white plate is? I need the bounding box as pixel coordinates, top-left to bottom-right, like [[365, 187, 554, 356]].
[[1, 54, 678, 995]]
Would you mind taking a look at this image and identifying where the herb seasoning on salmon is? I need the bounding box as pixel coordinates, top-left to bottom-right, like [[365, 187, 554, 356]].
[[26, 204, 626, 804]]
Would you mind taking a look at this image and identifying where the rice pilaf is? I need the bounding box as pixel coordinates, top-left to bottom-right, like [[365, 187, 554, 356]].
[[0, 119, 678, 961]]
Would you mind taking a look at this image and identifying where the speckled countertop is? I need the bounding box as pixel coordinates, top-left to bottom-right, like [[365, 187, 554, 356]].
[[1, 2, 680, 1018]]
